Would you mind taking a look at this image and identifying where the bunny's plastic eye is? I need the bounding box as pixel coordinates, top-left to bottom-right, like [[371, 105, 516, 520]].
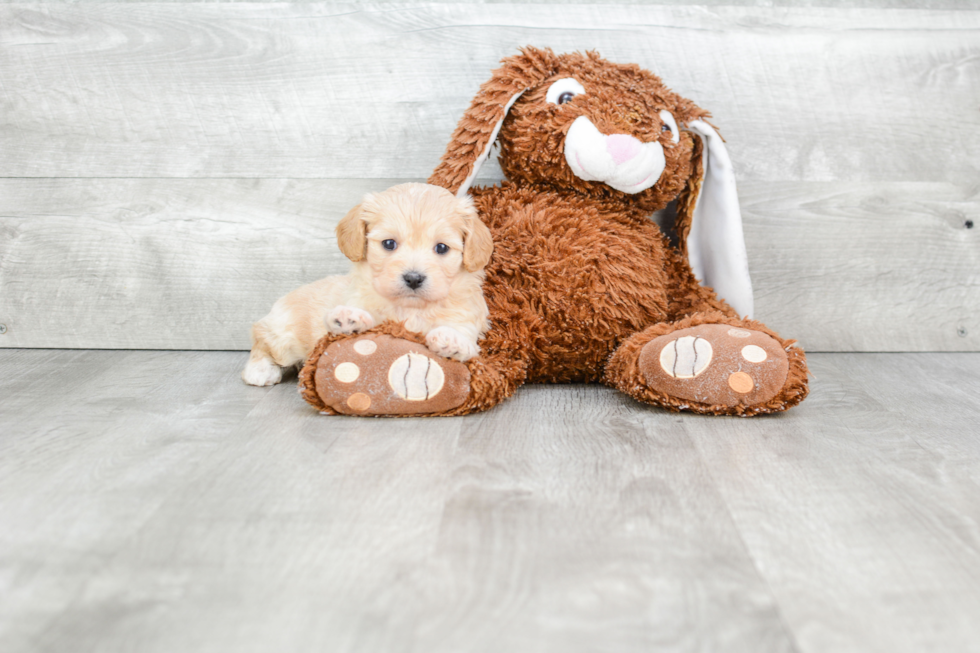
[[658, 110, 680, 145], [434, 243, 449, 255], [382, 239, 397, 251], [546, 78, 586, 106]]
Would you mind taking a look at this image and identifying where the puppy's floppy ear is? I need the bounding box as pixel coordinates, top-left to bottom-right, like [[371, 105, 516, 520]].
[[335, 202, 368, 262], [675, 121, 754, 319], [459, 199, 493, 272], [429, 46, 559, 197]]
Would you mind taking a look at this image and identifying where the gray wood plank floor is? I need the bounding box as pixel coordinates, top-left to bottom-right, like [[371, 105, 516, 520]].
[[1, 350, 979, 653]]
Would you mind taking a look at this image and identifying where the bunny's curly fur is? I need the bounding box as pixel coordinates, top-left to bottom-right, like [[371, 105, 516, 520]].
[[301, 47, 808, 416]]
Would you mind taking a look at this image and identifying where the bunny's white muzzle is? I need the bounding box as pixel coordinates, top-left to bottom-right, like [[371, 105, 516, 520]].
[[564, 117, 666, 194]]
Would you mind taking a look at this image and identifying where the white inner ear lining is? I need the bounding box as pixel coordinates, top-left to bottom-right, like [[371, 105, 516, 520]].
[[684, 119, 754, 319], [456, 89, 526, 198]]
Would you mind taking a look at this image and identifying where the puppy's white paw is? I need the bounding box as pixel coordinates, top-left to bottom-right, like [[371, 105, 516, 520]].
[[242, 357, 283, 386], [326, 305, 375, 335], [426, 326, 479, 362]]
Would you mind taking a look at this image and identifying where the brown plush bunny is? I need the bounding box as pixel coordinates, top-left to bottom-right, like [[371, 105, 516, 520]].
[[300, 47, 809, 417]]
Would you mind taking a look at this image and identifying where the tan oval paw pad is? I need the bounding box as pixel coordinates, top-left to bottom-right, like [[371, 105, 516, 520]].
[[728, 372, 754, 394], [347, 393, 371, 411]]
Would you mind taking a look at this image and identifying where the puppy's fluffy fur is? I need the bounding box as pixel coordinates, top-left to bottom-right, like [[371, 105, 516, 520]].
[[242, 183, 493, 386]]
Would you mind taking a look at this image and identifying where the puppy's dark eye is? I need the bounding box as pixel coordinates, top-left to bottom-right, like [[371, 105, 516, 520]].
[[382, 239, 397, 251], [557, 92, 575, 105], [434, 243, 449, 255], [661, 123, 671, 133]]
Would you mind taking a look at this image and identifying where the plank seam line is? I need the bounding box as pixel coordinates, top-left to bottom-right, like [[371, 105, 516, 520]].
[[686, 430, 806, 653]]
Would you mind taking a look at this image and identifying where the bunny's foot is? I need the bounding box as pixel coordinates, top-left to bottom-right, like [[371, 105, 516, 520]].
[[300, 324, 530, 417], [301, 334, 470, 416], [605, 314, 809, 415], [641, 324, 788, 408]]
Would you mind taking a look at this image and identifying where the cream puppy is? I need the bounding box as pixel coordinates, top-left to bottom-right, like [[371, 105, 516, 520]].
[[242, 183, 493, 386]]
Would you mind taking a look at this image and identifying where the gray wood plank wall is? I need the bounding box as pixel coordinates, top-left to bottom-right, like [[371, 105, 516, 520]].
[[1, 3, 977, 351]]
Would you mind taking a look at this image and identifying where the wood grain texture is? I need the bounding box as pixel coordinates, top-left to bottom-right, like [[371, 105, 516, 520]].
[[0, 350, 797, 653], [3, 0, 975, 6], [0, 4, 978, 182], [681, 352, 980, 653], [1, 4, 978, 352], [743, 181, 980, 351], [0, 177, 387, 349], [2, 350, 980, 652], [0, 350, 271, 652], [1, 178, 976, 351]]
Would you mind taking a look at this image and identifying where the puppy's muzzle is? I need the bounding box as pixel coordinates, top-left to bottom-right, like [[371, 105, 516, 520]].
[[402, 271, 426, 290]]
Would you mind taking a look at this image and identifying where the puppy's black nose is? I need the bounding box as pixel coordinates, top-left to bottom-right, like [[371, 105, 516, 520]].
[[402, 271, 426, 290]]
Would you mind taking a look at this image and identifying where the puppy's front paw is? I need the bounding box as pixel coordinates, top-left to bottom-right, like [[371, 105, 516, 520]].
[[325, 306, 375, 335], [425, 326, 479, 362], [242, 357, 283, 386]]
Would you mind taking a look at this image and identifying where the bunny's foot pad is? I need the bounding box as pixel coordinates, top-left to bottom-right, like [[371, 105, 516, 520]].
[[312, 335, 470, 416], [639, 324, 788, 408]]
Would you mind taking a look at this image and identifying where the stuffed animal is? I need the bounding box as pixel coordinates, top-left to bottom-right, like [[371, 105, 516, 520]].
[[300, 47, 809, 417]]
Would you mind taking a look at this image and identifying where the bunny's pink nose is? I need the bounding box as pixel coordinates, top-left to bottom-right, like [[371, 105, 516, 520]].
[[606, 134, 642, 165]]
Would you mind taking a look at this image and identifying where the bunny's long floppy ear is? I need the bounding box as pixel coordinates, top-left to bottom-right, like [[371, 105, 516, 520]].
[[674, 121, 754, 318], [428, 47, 559, 196]]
